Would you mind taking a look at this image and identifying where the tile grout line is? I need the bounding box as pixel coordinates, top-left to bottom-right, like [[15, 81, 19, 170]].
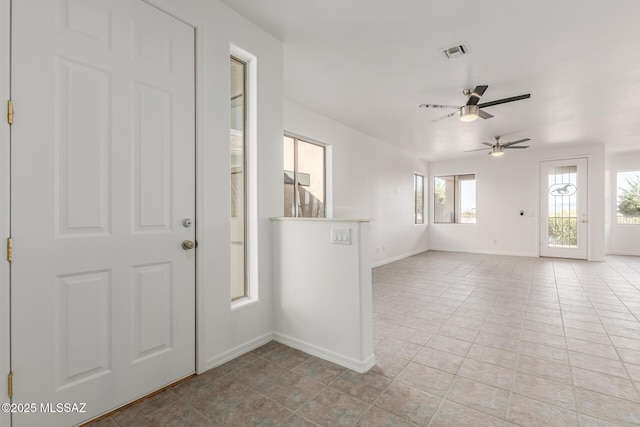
[[503, 259, 538, 426], [559, 260, 583, 427]]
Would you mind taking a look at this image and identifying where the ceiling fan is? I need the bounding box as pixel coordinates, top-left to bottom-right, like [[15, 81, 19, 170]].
[[419, 85, 530, 122], [465, 136, 530, 157]]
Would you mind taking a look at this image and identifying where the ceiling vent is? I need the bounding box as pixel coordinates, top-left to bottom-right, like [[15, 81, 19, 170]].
[[442, 43, 469, 59]]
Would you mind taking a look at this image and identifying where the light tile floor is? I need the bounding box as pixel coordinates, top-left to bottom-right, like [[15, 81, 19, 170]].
[[90, 251, 640, 426]]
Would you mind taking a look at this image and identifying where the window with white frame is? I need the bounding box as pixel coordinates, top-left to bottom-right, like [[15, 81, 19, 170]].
[[434, 174, 476, 223], [230, 56, 247, 301], [415, 174, 424, 224], [284, 135, 326, 218], [617, 170, 640, 225]]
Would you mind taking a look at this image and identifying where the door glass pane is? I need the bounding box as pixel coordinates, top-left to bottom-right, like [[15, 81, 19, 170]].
[[283, 136, 295, 217], [297, 140, 325, 217], [547, 165, 578, 247], [230, 57, 246, 300]]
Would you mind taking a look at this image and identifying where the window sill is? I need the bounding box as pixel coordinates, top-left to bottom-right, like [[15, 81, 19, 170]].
[[231, 296, 258, 311]]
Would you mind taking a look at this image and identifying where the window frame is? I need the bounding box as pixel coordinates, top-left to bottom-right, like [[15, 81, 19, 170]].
[[414, 173, 425, 224], [433, 173, 476, 224], [616, 169, 640, 226], [230, 55, 248, 302], [284, 133, 327, 218]]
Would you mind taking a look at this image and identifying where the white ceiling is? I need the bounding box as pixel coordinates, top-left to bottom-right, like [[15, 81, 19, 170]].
[[220, 0, 640, 161]]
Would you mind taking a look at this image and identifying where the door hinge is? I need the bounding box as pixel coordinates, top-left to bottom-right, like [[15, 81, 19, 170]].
[[7, 100, 13, 125], [6, 237, 12, 262], [7, 372, 12, 398]]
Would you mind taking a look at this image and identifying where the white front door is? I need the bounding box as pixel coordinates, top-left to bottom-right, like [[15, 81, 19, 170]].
[[11, 1, 195, 425], [539, 158, 588, 259]]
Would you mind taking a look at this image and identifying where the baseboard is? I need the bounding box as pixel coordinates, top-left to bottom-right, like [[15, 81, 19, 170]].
[[605, 251, 640, 257], [204, 332, 273, 372], [371, 248, 429, 268], [429, 247, 539, 258], [273, 332, 376, 373]]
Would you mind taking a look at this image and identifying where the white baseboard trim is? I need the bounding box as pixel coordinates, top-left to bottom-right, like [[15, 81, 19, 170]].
[[372, 248, 429, 268], [204, 332, 273, 373], [429, 247, 539, 258], [605, 251, 640, 257], [273, 332, 376, 373]]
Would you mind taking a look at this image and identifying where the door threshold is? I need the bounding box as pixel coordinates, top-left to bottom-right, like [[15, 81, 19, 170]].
[[81, 373, 196, 426]]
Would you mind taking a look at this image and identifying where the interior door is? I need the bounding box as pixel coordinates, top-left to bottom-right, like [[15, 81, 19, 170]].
[[11, 1, 195, 425], [539, 158, 588, 259]]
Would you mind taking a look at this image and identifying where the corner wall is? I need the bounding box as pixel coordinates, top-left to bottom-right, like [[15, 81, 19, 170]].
[[284, 100, 430, 266], [429, 144, 606, 260], [271, 219, 374, 372], [152, 0, 283, 372], [606, 150, 640, 256]]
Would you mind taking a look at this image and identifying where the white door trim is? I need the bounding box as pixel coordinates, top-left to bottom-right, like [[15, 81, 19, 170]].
[[0, 0, 10, 425]]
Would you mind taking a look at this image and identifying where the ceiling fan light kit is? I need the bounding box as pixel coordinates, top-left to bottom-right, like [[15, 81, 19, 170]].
[[460, 105, 479, 122], [465, 136, 531, 157]]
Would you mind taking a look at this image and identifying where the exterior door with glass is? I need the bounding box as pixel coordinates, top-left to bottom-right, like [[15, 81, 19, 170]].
[[540, 158, 588, 259]]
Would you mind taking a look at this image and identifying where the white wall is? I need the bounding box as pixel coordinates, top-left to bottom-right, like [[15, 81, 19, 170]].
[[0, 1, 10, 426], [429, 144, 606, 260], [606, 150, 640, 255], [284, 100, 429, 266], [272, 219, 374, 372], [150, 0, 283, 371]]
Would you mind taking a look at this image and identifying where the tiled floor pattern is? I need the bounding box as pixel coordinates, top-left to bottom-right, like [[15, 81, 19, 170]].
[[91, 252, 640, 426]]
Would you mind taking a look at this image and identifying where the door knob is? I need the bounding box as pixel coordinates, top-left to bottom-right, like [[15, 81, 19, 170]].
[[182, 240, 196, 250]]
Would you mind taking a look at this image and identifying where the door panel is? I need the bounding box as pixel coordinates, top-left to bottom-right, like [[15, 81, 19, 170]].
[[56, 270, 111, 389], [539, 158, 588, 259], [56, 58, 112, 236], [11, 1, 195, 425], [133, 82, 173, 231]]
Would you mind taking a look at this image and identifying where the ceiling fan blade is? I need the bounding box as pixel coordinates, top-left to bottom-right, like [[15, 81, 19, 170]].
[[419, 104, 460, 109], [478, 109, 494, 119], [430, 110, 459, 122], [502, 138, 531, 147], [464, 148, 491, 152], [481, 142, 493, 147], [504, 146, 529, 149], [466, 85, 489, 106], [477, 93, 531, 109]]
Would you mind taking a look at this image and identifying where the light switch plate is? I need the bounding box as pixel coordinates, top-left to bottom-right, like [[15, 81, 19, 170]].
[[331, 228, 351, 245]]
